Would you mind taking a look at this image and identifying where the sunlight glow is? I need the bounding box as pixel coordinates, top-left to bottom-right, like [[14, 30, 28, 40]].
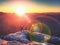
[[15, 6, 26, 16]]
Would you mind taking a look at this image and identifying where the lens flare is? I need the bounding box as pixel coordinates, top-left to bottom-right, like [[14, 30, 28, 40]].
[[30, 23, 51, 35], [30, 22, 51, 42]]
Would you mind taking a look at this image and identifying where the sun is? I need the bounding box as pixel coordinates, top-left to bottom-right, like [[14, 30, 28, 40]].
[[15, 6, 26, 16]]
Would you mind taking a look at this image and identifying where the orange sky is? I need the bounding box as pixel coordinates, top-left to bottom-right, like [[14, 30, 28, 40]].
[[0, 1, 60, 13]]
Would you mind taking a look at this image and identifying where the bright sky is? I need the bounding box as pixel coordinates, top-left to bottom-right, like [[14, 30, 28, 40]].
[[0, 0, 60, 13]]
